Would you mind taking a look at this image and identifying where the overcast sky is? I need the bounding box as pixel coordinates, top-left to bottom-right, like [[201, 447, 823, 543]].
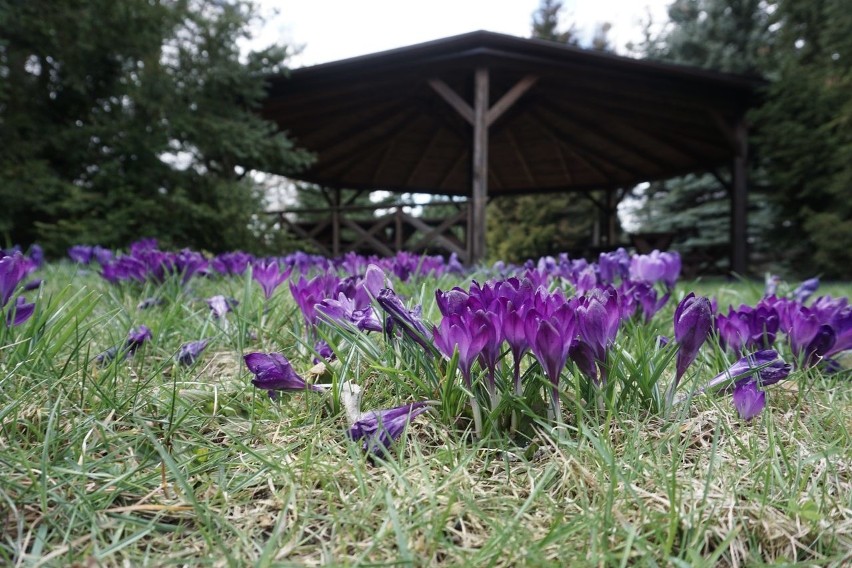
[[251, 1, 672, 67]]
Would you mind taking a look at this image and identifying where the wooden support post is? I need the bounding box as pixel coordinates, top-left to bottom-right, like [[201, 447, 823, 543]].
[[430, 72, 537, 264], [471, 67, 489, 264], [730, 119, 748, 275]]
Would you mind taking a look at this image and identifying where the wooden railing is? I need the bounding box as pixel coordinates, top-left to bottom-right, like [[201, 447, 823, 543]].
[[269, 200, 470, 262]]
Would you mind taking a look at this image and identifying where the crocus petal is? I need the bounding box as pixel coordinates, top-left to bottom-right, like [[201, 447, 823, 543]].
[[674, 293, 713, 381], [126, 325, 153, 353], [244, 352, 321, 394], [176, 339, 210, 366], [348, 401, 429, 456], [732, 381, 765, 420], [6, 296, 35, 327], [701, 349, 790, 393]]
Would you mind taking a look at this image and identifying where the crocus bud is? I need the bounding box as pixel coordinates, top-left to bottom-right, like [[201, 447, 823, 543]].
[[674, 293, 712, 382]]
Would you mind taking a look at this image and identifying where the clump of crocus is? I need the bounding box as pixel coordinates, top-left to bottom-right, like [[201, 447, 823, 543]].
[[289, 272, 341, 338], [524, 288, 578, 421], [597, 248, 630, 286], [618, 280, 670, 323], [629, 250, 681, 291], [699, 350, 792, 420], [665, 293, 712, 408], [252, 260, 292, 300], [176, 339, 210, 366], [715, 301, 780, 355], [96, 325, 153, 365], [244, 352, 323, 399], [433, 306, 493, 436], [316, 265, 387, 333], [575, 286, 620, 385], [68, 244, 114, 266], [211, 251, 254, 276]]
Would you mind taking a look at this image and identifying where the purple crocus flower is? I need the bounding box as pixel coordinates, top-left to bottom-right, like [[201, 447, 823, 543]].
[[176, 339, 210, 366], [666, 293, 712, 407], [574, 266, 597, 295], [289, 273, 341, 337], [68, 245, 94, 264], [716, 301, 780, 354], [568, 340, 598, 384], [127, 325, 153, 353], [207, 295, 237, 319], [313, 340, 335, 362], [1, 252, 29, 308], [96, 325, 153, 365], [244, 352, 322, 398], [700, 349, 792, 393], [252, 260, 292, 300], [316, 293, 383, 333], [732, 381, 766, 421], [28, 244, 44, 267], [174, 249, 208, 284], [711, 350, 791, 420], [784, 304, 837, 367], [376, 288, 435, 354], [764, 274, 781, 297], [674, 293, 712, 379], [502, 301, 531, 394], [618, 280, 669, 323], [211, 251, 254, 276], [435, 288, 471, 317], [524, 297, 578, 419], [433, 310, 492, 386], [576, 287, 620, 378], [629, 250, 681, 290], [347, 401, 430, 456], [792, 277, 819, 304], [598, 248, 630, 285], [6, 296, 35, 327]]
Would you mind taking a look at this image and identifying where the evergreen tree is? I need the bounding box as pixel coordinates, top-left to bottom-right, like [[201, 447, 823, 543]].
[[486, 0, 613, 263], [634, 0, 776, 273], [751, 0, 852, 278], [0, 0, 312, 256]]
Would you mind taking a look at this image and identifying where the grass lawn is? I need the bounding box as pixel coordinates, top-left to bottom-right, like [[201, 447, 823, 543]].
[[1, 260, 850, 567]]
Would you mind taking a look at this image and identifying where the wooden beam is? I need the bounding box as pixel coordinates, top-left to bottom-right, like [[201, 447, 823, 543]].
[[403, 212, 468, 259], [407, 209, 468, 251], [471, 67, 489, 264], [730, 118, 748, 275], [541, 101, 674, 171], [486, 75, 538, 126], [529, 111, 639, 179], [280, 217, 332, 257], [428, 79, 474, 125], [341, 218, 396, 257]]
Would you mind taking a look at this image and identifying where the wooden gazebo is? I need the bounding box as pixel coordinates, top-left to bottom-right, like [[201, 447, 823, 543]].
[[261, 31, 758, 271]]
